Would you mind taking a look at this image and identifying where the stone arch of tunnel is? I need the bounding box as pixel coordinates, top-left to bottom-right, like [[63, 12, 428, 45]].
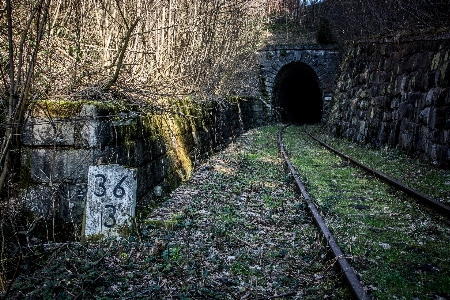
[[272, 62, 323, 123]]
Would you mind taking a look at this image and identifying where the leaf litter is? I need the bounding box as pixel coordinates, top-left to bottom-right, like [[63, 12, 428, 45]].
[[9, 125, 350, 299]]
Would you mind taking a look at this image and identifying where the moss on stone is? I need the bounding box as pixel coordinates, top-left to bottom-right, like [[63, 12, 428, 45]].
[[431, 52, 441, 70], [32, 100, 84, 118], [32, 99, 131, 119]]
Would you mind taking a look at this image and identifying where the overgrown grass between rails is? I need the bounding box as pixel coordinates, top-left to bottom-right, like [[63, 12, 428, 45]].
[[307, 124, 450, 205], [283, 125, 450, 299]]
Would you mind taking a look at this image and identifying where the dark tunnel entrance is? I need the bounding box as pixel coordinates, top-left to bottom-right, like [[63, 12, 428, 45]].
[[272, 62, 323, 123]]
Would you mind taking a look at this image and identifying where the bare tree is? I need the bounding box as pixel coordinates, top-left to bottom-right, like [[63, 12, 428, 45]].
[[320, 0, 450, 42], [0, 1, 51, 296], [0, 1, 267, 294], [1, 0, 51, 194]]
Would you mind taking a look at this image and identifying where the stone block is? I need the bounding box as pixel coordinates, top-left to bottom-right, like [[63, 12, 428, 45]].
[[359, 120, 367, 133], [436, 88, 448, 105], [152, 155, 170, 185], [93, 139, 152, 167], [409, 72, 422, 92], [430, 144, 447, 163], [110, 121, 139, 145], [427, 71, 438, 89], [418, 107, 430, 125], [388, 121, 401, 146], [152, 135, 167, 157], [59, 183, 87, 222], [435, 106, 448, 129], [390, 96, 399, 109], [428, 108, 437, 129], [22, 119, 75, 146], [21, 185, 56, 217], [399, 132, 413, 150], [398, 103, 414, 120], [80, 119, 102, 147], [377, 123, 388, 144], [444, 130, 450, 144], [416, 127, 429, 149], [420, 72, 430, 92], [20, 182, 87, 222], [381, 111, 391, 122], [431, 130, 444, 144], [136, 162, 154, 199], [84, 164, 137, 237], [404, 53, 417, 73], [343, 128, 355, 139], [29, 148, 92, 183], [394, 76, 408, 94]]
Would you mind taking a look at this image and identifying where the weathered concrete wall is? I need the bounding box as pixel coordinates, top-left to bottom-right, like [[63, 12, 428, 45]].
[[20, 97, 268, 223], [328, 32, 450, 167]]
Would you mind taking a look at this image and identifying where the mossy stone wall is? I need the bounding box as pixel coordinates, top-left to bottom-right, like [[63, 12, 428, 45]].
[[20, 97, 268, 224], [327, 32, 450, 167]]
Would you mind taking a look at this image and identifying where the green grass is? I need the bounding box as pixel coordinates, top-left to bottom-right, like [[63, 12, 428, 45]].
[[8, 125, 352, 299], [283, 124, 450, 299], [308, 125, 450, 205]]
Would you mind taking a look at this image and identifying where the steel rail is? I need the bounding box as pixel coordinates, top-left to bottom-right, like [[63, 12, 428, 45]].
[[304, 130, 450, 216], [278, 124, 370, 300]]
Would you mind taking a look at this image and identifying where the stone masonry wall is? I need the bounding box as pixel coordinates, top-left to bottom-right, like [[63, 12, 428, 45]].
[[20, 97, 267, 224], [258, 44, 340, 121], [327, 32, 450, 168]]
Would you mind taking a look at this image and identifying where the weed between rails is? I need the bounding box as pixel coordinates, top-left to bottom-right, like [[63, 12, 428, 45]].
[[283, 125, 450, 299], [308, 125, 450, 206]]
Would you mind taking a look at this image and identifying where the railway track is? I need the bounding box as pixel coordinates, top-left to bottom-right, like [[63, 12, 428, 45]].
[[278, 124, 450, 299], [303, 130, 450, 216]]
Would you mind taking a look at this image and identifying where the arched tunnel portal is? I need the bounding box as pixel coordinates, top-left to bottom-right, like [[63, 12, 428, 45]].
[[272, 62, 323, 123]]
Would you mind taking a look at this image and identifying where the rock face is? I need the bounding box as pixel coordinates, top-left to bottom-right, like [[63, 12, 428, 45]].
[[328, 32, 450, 168], [20, 97, 267, 224]]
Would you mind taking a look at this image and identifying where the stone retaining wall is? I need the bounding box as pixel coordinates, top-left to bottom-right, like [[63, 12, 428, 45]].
[[327, 32, 450, 167], [20, 97, 267, 224]]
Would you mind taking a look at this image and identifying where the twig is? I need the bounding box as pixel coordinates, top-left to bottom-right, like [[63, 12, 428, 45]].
[[0, 252, 22, 300], [103, 18, 140, 91], [255, 291, 297, 300]]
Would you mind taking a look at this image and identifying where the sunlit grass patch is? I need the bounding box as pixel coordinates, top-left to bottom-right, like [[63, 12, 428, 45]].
[[283, 125, 450, 298], [307, 124, 450, 205]]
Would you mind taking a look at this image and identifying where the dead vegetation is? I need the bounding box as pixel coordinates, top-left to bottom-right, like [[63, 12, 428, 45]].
[[5, 126, 350, 299]]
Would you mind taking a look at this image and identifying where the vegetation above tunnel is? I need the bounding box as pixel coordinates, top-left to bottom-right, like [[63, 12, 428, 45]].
[[264, 0, 450, 45]]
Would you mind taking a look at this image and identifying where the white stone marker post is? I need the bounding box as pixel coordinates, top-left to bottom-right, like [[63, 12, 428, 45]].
[[84, 164, 137, 237]]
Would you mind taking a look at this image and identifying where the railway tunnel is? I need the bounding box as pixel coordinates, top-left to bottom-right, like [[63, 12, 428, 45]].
[[272, 62, 323, 123]]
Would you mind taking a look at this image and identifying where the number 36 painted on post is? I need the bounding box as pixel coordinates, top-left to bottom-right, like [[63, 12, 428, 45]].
[[84, 164, 137, 237]]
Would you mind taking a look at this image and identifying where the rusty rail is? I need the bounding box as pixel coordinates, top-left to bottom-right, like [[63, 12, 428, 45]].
[[304, 130, 450, 216], [278, 125, 370, 300]]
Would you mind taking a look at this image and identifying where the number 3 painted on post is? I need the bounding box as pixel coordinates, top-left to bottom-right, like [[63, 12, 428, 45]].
[[103, 205, 117, 228], [94, 174, 107, 197]]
